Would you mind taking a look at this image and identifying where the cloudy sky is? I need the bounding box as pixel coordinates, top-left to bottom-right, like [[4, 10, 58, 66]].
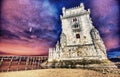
[[0, 0, 119, 58]]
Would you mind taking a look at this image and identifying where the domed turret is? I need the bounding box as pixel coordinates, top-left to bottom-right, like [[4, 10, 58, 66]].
[[60, 33, 67, 48]]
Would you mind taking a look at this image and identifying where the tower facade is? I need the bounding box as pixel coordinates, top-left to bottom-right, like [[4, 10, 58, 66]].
[[48, 3, 107, 62]]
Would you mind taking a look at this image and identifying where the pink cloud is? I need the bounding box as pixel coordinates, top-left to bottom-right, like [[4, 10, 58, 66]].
[[0, 39, 49, 56]]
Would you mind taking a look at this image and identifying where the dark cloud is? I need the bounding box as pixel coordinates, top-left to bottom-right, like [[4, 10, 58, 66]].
[[1, 0, 60, 45]]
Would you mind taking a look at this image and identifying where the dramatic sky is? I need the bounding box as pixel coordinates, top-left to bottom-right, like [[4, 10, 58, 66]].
[[0, 0, 119, 58]]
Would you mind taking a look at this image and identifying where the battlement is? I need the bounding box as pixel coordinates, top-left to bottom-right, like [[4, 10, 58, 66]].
[[61, 3, 90, 19], [48, 3, 107, 63]]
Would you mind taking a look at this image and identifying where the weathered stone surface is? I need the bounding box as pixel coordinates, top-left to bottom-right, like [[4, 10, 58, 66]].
[[48, 3, 107, 62]]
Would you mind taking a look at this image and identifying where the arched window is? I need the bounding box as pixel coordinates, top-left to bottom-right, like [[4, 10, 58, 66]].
[[73, 18, 77, 22], [74, 24, 79, 28], [72, 23, 79, 28], [72, 23, 81, 32]]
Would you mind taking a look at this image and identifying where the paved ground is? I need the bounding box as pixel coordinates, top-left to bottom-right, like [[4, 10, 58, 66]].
[[0, 69, 119, 77]]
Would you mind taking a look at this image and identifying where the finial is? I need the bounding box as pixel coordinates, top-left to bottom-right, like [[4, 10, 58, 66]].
[[88, 9, 90, 13], [80, 3, 84, 7], [62, 7, 66, 15], [60, 15, 62, 19], [62, 7, 66, 11], [80, 3, 84, 9]]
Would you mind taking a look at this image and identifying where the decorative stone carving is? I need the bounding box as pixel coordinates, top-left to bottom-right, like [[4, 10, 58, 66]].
[[48, 3, 107, 62]]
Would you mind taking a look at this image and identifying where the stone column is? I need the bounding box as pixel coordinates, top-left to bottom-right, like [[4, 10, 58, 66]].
[[7, 56, 13, 72], [32, 57, 35, 70], [17, 57, 21, 71], [25, 57, 29, 70], [0, 57, 3, 67]]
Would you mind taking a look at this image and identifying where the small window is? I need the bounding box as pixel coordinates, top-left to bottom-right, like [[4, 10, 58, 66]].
[[73, 18, 77, 22], [73, 24, 79, 28], [74, 24, 78, 28], [69, 49, 71, 51], [76, 34, 80, 38], [84, 36, 86, 38]]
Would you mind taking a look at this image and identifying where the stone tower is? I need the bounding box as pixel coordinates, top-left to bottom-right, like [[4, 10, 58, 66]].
[[48, 3, 107, 62]]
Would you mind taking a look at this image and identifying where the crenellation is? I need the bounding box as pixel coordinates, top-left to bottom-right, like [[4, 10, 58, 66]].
[[48, 3, 107, 62], [61, 3, 87, 19]]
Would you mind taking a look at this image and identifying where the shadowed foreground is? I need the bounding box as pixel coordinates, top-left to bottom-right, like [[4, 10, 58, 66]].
[[0, 69, 119, 77]]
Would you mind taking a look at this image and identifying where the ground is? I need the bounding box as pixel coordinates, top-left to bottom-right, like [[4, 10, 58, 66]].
[[0, 69, 119, 77]]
